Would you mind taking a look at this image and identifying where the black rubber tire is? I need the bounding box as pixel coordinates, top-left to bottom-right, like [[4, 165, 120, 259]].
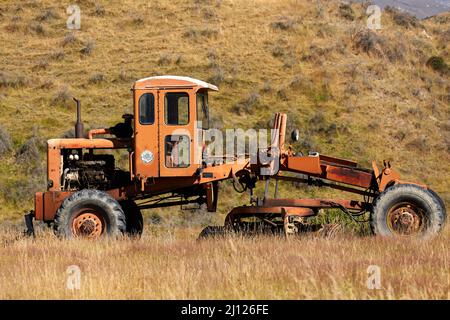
[[427, 188, 447, 222], [370, 184, 446, 238], [54, 189, 126, 238], [197, 226, 226, 239], [119, 200, 144, 236]]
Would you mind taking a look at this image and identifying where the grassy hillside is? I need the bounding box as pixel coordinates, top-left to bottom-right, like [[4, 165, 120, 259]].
[[0, 0, 449, 222]]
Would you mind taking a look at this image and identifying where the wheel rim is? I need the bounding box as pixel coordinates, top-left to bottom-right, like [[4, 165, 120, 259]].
[[71, 210, 105, 238], [386, 202, 426, 236]]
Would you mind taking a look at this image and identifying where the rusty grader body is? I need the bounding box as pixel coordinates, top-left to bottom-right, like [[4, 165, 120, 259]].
[[26, 76, 446, 239]]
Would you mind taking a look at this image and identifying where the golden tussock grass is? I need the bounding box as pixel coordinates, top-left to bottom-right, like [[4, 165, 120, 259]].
[[0, 224, 448, 299]]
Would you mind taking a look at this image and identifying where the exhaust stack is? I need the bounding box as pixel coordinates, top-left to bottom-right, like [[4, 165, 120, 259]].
[[73, 98, 84, 138]]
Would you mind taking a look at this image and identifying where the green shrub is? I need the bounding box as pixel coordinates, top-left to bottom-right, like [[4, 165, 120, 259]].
[[339, 3, 355, 21], [426, 56, 449, 75]]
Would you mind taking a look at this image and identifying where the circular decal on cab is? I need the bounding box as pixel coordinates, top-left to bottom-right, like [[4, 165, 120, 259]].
[[141, 150, 154, 164]]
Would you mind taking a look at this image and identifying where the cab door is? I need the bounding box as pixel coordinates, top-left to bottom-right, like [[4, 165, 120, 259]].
[[134, 89, 159, 179], [158, 89, 197, 177]]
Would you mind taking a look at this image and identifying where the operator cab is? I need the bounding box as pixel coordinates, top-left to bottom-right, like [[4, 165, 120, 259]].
[[132, 76, 218, 180]]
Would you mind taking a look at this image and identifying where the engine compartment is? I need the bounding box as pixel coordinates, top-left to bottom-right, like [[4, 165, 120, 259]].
[[61, 150, 128, 191]]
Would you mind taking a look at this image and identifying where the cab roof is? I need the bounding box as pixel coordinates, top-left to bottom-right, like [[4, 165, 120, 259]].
[[133, 75, 218, 91]]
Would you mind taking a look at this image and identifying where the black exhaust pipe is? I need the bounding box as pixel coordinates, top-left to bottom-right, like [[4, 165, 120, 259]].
[[73, 97, 84, 138]]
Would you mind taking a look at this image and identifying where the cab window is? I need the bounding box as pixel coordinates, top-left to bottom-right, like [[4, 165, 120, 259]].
[[165, 135, 190, 167], [139, 93, 155, 124], [197, 92, 209, 129], [165, 92, 189, 125]]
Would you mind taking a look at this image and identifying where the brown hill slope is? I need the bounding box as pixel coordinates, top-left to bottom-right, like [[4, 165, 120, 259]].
[[0, 0, 448, 220]]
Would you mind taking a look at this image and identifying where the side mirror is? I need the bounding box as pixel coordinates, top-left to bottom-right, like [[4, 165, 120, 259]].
[[291, 129, 300, 142]]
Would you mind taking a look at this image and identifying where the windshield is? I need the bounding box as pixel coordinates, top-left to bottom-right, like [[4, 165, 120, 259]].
[[196, 91, 209, 129]]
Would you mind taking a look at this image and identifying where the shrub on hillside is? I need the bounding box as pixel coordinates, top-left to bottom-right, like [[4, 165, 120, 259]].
[[270, 40, 297, 68], [354, 30, 384, 56], [261, 80, 272, 93], [289, 74, 314, 92], [406, 136, 429, 152], [61, 128, 76, 138], [426, 56, 449, 75], [5, 22, 20, 33], [27, 21, 46, 35], [206, 50, 225, 85], [0, 177, 46, 204], [131, 14, 144, 25], [51, 86, 72, 107], [15, 136, 43, 165], [309, 112, 338, 136], [49, 49, 65, 61], [440, 28, 450, 43], [202, 7, 218, 20], [89, 73, 106, 84], [94, 3, 106, 16], [33, 59, 49, 70], [0, 72, 28, 88], [270, 16, 296, 30], [158, 53, 171, 65], [353, 30, 404, 63], [208, 67, 225, 85], [385, 6, 419, 28], [35, 8, 58, 21], [118, 70, 133, 82], [62, 32, 77, 46], [173, 54, 183, 65], [14, 133, 46, 188], [339, 3, 355, 21], [271, 44, 285, 58], [345, 83, 359, 96], [301, 44, 332, 64], [231, 92, 261, 115], [0, 126, 12, 156], [80, 40, 95, 55], [183, 27, 218, 39], [276, 88, 288, 101]]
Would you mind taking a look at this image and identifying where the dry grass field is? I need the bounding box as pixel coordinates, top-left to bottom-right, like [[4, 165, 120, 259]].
[[0, 0, 449, 300], [0, 223, 448, 299]]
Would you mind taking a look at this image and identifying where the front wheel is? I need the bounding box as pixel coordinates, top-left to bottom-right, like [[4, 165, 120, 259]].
[[54, 189, 126, 239], [370, 184, 446, 238]]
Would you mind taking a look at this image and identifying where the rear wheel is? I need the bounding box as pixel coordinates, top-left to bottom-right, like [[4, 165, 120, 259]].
[[54, 189, 126, 239], [119, 200, 144, 236], [370, 184, 446, 238]]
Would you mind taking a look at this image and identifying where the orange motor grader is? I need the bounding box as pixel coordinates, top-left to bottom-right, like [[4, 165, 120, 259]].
[[25, 76, 446, 239]]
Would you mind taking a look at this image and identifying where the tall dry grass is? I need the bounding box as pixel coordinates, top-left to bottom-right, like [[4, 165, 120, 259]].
[[0, 223, 448, 299]]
